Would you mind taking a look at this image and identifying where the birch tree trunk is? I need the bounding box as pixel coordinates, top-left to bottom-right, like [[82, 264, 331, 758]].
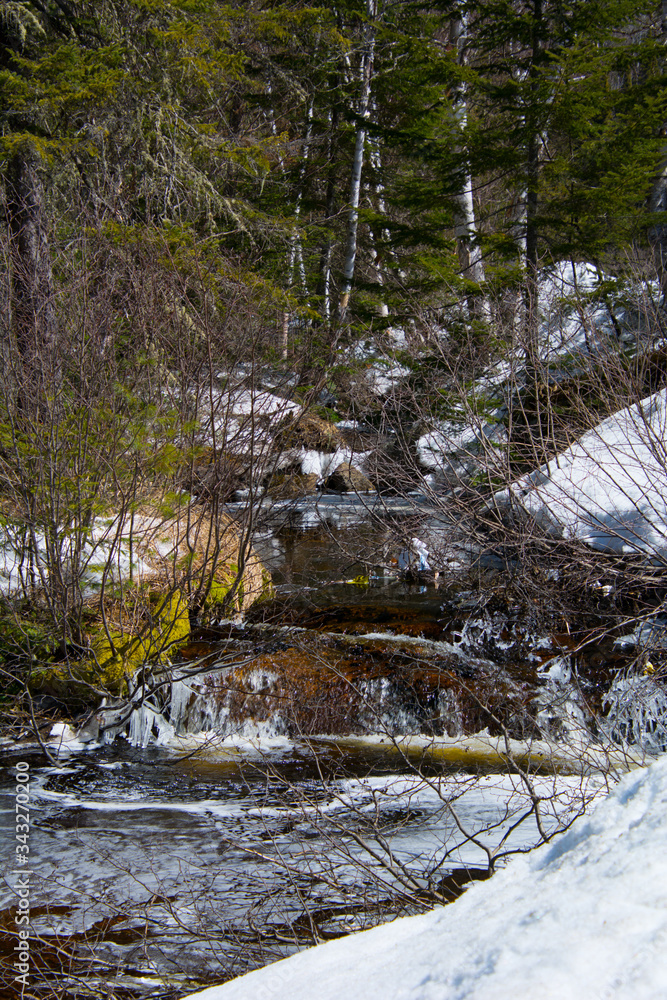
[[449, 9, 488, 321], [280, 99, 314, 358], [368, 130, 393, 318], [523, 0, 544, 376], [338, 0, 377, 320]]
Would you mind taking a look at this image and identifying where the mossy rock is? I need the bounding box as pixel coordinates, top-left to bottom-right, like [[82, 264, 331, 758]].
[[273, 411, 343, 452], [17, 503, 270, 702], [87, 589, 191, 690], [30, 588, 192, 698]]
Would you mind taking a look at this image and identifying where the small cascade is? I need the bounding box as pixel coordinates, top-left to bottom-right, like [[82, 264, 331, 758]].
[[80, 577, 663, 759], [161, 621, 522, 741], [169, 668, 288, 738], [357, 676, 428, 735]]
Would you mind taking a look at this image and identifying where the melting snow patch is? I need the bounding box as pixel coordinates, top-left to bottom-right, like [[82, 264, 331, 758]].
[[496, 386, 667, 558]]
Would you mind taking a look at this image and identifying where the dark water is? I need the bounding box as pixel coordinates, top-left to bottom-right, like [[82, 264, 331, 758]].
[[0, 742, 362, 997]]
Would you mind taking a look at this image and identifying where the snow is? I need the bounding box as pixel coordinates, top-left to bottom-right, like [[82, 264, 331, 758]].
[[182, 754, 667, 1000], [0, 513, 155, 597], [497, 386, 667, 558], [537, 260, 646, 363], [366, 360, 411, 396], [416, 413, 508, 479], [224, 388, 300, 420], [47, 722, 89, 751], [540, 261, 610, 353], [195, 382, 302, 457], [294, 446, 371, 481]]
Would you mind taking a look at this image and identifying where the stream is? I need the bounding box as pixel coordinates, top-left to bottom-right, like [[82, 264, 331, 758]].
[[0, 496, 640, 998]]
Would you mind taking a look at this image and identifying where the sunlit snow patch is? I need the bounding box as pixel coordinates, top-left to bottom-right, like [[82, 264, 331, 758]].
[[495, 386, 667, 558]]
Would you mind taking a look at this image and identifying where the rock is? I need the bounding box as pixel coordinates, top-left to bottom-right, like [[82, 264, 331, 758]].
[[265, 472, 320, 498], [273, 411, 344, 452], [324, 462, 375, 494], [170, 628, 523, 739], [26, 504, 271, 699]]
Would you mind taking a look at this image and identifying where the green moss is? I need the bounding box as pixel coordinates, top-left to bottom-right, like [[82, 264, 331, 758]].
[[86, 588, 191, 691], [200, 570, 242, 614], [261, 569, 274, 599], [86, 636, 143, 691], [26, 587, 192, 697]]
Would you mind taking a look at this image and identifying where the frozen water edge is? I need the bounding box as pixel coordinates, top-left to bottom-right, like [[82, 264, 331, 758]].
[[44, 720, 650, 776]]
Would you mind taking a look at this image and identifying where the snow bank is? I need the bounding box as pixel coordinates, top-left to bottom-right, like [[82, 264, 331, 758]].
[[0, 518, 154, 598], [183, 755, 667, 1000], [498, 387, 667, 557], [417, 417, 506, 475], [197, 383, 301, 455], [538, 260, 649, 363]]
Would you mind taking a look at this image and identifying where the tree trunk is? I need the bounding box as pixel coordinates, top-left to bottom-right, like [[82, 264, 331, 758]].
[[450, 10, 489, 321], [338, 0, 377, 321], [317, 105, 340, 325], [523, 0, 543, 376], [648, 0, 667, 303], [6, 146, 59, 398]]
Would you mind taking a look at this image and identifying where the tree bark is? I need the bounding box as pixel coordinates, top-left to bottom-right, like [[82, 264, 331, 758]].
[[648, 0, 667, 303], [6, 146, 59, 397], [449, 9, 489, 321], [523, 0, 543, 375], [317, 104, 340, 325], [338, 0, 377, 321]]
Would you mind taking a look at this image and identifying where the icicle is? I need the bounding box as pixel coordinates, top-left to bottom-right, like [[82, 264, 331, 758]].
[[603, 676, 667, 753], [169, 676, 196, 733], [127, 702, 174, 748]]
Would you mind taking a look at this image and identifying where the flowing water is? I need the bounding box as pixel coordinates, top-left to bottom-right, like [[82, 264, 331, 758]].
[[0, 496, 637, 998]]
